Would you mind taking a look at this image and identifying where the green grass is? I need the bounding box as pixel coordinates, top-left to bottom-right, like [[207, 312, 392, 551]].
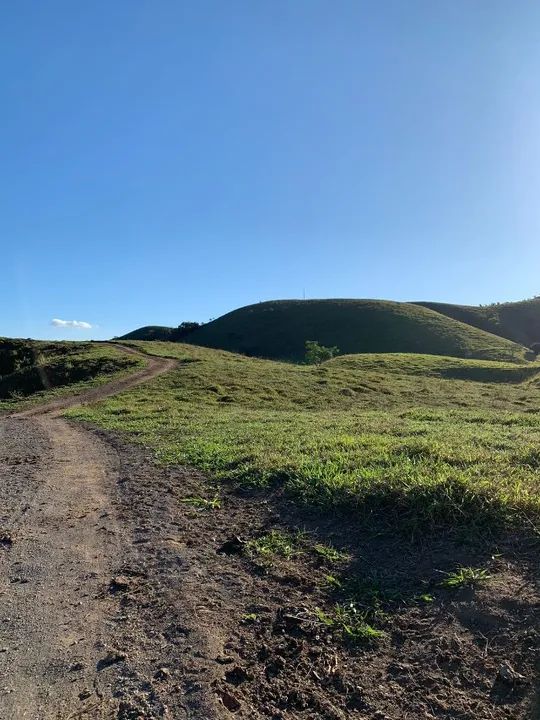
[[313, 543, 351, 563], [65, 341, 540, 535], [315, 604, 386, 644], [438, 566, 492, 588], [416, 296, 540, 348], [121, 298, 528, 363], [179, 495, 221, 510], [246, 530, 299, 560], [0, 340, 144, 413]]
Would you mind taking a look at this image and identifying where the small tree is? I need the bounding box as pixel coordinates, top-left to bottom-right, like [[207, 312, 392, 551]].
[[304, 340, 339, 365], [175, 321, 202, 339]]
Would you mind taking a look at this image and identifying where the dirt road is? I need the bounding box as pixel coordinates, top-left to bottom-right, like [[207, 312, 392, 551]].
[[0, 346, 181, 719]]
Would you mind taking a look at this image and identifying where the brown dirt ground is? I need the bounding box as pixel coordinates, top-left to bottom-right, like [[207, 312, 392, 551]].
[[0, 345, 538, 719], [87, 431, 540, 720]]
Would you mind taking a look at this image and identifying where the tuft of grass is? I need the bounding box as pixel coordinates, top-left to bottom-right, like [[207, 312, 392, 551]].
[[313, 543, 351, 563], [179, 495, 221, 510], [315, 603, 386, 644], [438, 566, 491, 589], [323, 574, 343, 590], [246, 530, 299, 561]]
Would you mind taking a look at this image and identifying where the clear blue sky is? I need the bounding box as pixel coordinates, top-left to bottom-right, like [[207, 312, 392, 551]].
[[2, 1, 540, 340]]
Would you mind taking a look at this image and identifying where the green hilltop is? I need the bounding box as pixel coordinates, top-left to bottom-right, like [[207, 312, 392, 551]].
[[119, 325, 178, 342], [121, 299, 528, 363]]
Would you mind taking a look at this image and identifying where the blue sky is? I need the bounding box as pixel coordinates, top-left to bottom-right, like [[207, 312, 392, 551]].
[[2, 1, 540, 340]]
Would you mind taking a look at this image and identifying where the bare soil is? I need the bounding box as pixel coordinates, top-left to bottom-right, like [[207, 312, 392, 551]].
[[0, 346, 538, 719]]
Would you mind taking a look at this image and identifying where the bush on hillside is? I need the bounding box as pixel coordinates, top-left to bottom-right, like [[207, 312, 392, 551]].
[[175, 322, 202, 340], [305, 340, 340, 365]]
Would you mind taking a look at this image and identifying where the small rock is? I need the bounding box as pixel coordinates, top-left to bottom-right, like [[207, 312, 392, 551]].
[[217, 688, 242, 712], [287, 690, 311, 710], [225, 666, 250, 685], [97, 651, 127, 670], [0, 533, 13, 548], [498, 661, 526, 684], [217, 536, 246, 555], [154, 667, 171, 680], [78, 689, 92, 700], [70, 662, 85, 672], [109, 576, 130, 593], [216, 655, 235, 665]]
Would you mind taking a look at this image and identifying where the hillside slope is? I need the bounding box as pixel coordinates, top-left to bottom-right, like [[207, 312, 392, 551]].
[[0, 339, 142, 411], [118, 326, 178, 341], [182, 299, 527, 362], [415, 297, 540, 348]]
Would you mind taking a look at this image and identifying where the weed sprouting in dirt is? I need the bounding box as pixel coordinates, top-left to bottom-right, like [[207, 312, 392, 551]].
[[313, 543, 350, 563], [315, 603, 386, 644], [438, 565, 492, 588], [179, 495, 221, 510], [246, 530, 299, 561]]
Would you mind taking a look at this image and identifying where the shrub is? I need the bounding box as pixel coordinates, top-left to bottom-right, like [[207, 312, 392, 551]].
[[175, 322, 202, 340], [305, 340, 340, 365]]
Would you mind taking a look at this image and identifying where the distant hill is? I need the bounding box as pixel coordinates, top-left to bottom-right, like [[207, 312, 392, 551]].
[[414, 297, 540, 348], [118, 326, 178, 341], [135, 299, 526, 363]]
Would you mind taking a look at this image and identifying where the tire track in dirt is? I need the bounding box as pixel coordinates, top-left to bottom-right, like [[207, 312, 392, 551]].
[[0, 345, 176, 719]]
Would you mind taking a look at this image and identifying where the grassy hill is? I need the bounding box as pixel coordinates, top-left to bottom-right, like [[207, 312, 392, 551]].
[[0, 339, 143, 412], [118, 325, 178, 341], [415, 297, 540, 348], [180, 299, 527, 363]]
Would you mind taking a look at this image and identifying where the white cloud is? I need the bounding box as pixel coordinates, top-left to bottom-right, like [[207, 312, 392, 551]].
[[51, 318, 93, 329]]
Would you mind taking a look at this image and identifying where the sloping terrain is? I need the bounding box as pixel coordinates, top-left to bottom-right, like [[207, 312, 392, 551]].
[[66, 340, 540, 718], [180, 299, 527, 362], [416, 296, 540, 348], [118, 325, 179, 341], [0, 339, 143, 412]]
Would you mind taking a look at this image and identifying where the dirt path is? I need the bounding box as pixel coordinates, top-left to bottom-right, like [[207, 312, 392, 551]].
[[0, 345, 177, 719], [12, 344, 176, 419]]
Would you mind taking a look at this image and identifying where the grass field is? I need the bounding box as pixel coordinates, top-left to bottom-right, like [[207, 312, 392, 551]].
[[0, 340, 144, 414], [67, 341, 540, 535]]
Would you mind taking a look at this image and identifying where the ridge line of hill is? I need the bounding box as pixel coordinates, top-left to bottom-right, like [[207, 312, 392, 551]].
[[118, 298, 532, 364]]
